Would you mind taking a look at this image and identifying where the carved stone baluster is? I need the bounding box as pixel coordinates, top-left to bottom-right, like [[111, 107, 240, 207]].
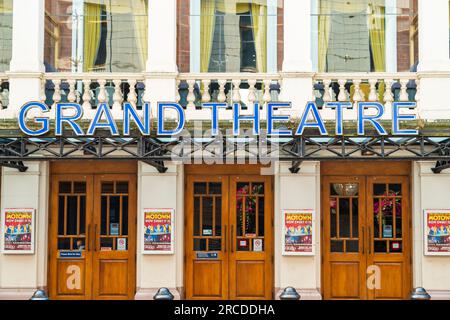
[[232, 79, 242, 104], [67, 79, 76, 103], [40, 78, 47, 103], [202, 79, 211, 103], [399, 79, 409, 102], [337, 79, 348, 102], [127, 79, 138, 109], [187, 79, 196, 108], [352, 79, 363, 106], [175, 79, 181, 103], [248, 79, 257, 104], [383, 79, 394, 109], [263, 79, 271, 104], [322, 79, 332, 102], [52, 79, 62, 106], [217, 79, 227, 103], [82, 80, 92, 109], [112, 79, 124, 119], [97, 79, 108, 104], [368, 79, 378, 102]]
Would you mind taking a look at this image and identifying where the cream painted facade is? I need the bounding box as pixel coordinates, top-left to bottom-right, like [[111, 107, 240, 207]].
[[2, 160, 450, 299], [0, 0, 450, 300]]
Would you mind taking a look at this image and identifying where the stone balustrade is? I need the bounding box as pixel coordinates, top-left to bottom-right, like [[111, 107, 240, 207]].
[[0, 72, 423, 122], [42, 73, 146, 119], [176, 73, 282, 120], [313, 73, 420, 120]]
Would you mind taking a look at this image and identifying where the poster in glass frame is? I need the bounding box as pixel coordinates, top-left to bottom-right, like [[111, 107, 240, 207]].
[[424, 209, 450, 256], [142, 208, 175, 255], [1, 208, 35, 254], [282, 209, 315, 256]]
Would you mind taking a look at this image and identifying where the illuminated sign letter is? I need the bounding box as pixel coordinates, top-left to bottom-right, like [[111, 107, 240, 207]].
[[87, 103, 119, 136], [233, 103, 260, 136], [357, 102, 387, 135], [325, 102, 352, 135], [392, 102, 418, 135], [18, 102, 49, 136], [123, 102, 150, 135], [267, 102, 292, 136], [157, 102, 185, 135], [203, 102, 227, 136], [55, 103, 84, 136], [296, 102, 328, 136]]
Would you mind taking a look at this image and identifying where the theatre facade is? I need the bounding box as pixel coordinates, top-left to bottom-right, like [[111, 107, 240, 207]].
[[1, 0, 450, 300]]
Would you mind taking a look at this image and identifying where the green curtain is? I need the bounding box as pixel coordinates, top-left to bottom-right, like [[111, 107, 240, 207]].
[[369, 0, 386, 72], [201, 0, 216, 72], [83, 3, 102, 72], [132, 0, 148, 71], [0, 0, 12, 12], [251, 3, 267, 72]]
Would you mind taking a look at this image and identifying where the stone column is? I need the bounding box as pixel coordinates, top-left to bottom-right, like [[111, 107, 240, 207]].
[[6, 0, 45, 118], [280, 0, 314, 116], [417, 0, 450, 120], [145, 0, 179, 115]]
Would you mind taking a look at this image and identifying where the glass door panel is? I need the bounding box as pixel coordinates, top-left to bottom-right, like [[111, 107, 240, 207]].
[[193, 182, 223, 252], [235, 182, 265, 252], [329, 183, 360, 253], [57, 181, 88, 251], [98, 181, 129, 251]]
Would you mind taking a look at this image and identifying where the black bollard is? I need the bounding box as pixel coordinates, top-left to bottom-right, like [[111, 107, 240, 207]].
[[410, 287, 431, 300], [30, 290, 49, 300], [280, 287, 300, 300], [153, 287, 174, 300]]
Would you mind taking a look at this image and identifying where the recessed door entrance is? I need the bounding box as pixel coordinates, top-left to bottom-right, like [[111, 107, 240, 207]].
[[322, 162, 412, 300], [185, 169, 273, 300], [49, 163, 137, 300]]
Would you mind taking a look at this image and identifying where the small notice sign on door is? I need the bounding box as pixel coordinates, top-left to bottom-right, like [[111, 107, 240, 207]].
[[253, 239, 263, 252]]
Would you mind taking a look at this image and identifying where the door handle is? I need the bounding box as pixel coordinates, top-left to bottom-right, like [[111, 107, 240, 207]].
[[87, 224, 91, 251], [230, 225, 234, 253], [94, 224, 98, 252], [224, 225, 227, 253], [361, 227, 365, 254]]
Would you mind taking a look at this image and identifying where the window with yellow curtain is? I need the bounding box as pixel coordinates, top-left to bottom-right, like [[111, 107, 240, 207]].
[[44, 0, 148, 73], [0, 0, 13, 72], [201, 0, 268, 73], [316, 0, 415, 73]]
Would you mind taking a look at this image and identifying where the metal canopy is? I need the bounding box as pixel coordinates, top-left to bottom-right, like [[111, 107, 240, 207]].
[[0, 135, 449, 173]]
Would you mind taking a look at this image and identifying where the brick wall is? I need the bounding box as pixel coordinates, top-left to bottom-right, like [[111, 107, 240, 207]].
[[177, 0, 190, 73]]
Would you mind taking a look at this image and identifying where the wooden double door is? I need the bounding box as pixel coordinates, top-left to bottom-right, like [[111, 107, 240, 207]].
[[49, 164, 137, 300], [322, 163, 412, 300], [185, 172, 273, 300]]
